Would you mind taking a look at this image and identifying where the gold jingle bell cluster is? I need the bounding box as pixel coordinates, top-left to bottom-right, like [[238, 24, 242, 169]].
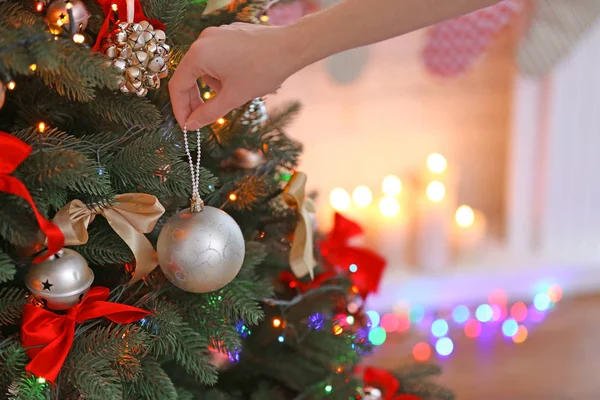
[[101, 20, 169, 97]]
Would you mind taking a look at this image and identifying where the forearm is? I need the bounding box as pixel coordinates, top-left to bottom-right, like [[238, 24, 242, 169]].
[[286, 0, 502, 68]]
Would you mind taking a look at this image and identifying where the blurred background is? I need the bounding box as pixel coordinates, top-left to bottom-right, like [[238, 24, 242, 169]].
[[264, 0, 600, 398]]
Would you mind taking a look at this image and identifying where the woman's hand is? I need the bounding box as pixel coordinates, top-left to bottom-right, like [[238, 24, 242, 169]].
[[169, 23, 304, 130]]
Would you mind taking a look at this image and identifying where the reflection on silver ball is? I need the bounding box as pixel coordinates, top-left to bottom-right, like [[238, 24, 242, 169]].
[[157, 206, 245, 293], [25, 248, 94, 310], [364, 387, 383, 400]]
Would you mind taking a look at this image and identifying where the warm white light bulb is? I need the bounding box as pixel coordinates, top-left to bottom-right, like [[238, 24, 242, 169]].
[[456, 205, 475, 228], [330, 188, 351, 211], [73, 33, 85, 44], [352, 186, 372, 208], [379, 196, 400, 218], [381, 175, 402, 197], [427, 181, 446, 203], [427, 153, 447, 174]]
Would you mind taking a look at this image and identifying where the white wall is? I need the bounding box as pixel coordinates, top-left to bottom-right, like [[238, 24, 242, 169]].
[[507, 18, 600, 258], [271, 27, 518, 234]]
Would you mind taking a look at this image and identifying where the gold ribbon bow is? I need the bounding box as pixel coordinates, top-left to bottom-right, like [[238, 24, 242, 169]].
[[283, 172, 316, 279], [51, 193, 165, 282]]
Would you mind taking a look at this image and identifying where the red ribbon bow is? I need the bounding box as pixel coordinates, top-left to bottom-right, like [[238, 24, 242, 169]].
[[360, 366, 422, 400], [21, 287, 151, 382], [0, 132, 64, 262], [319, 213, 386, 298], [93, 0, 166, 51]]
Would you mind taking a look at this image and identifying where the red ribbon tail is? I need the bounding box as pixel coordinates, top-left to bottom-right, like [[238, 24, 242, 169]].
[[0, 176, 64, 263], [93, 0, 165, 52], [93, 12, 114, 51]]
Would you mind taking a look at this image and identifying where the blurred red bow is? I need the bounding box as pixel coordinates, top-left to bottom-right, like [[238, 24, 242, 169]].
[[319, 213, 386, 298], [359, 366, 422, 400], [0, 132, 64, 262]]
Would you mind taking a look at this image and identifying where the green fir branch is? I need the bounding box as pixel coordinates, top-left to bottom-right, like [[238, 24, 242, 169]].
[[65, 355, 123, 399], [88, 92, 162, 129], [0, 287, 27, 326], [18, 147, 113, 198], [6, 375, 50, 400], [0, 251, 16, 283], [213, 242, 270, 325], [0, 195, 40, 249], [129, 359, 177, 400], [145, 0, 192, 36], [70, 324, 150, 382], [147, 301, 218, 385], [0, 340, 28, 383], [176, 387, 196, 400], [226, 175, 270, 210]]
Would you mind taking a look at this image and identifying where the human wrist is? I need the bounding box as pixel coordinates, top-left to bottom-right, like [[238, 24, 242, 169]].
[[277, 15, 328, 72]]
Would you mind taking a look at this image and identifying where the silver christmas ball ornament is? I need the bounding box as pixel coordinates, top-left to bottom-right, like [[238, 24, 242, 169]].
[[25, 248, 94, 310], [157, 206, 245, 293], [363, 387, 383, 400]]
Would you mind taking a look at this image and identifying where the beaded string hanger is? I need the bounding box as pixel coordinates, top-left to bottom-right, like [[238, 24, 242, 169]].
[[183, 124, 203, 213]]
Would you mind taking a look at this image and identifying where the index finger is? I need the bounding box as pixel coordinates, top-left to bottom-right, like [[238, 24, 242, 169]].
[[169, 46, 203, 127]]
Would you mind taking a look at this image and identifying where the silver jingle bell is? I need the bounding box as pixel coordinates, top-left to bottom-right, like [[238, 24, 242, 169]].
[[132, 51, 150, 68], [157, 206, 245, 293], [25, 248, 94, 310], [128, 32, 147, 50], [120, 45, 133, 60], [147, 56, 165, 73], [157, 64, 169, 79], [112, 57, 128, 72], [156, 43, 170, 57], [153, 29, 166, 43], [127, 23, 143, 34], [363, 387, 383, 400], [143, 73, 160, 90], [136, 87, 149, 97], [139, 20, 153, 32]]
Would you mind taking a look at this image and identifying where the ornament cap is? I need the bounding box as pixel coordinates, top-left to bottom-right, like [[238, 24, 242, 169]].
[[190, 196, 204, 213]]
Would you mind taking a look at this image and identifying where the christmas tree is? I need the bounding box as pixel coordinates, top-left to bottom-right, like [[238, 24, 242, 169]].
[[0, 0, 453, 398]]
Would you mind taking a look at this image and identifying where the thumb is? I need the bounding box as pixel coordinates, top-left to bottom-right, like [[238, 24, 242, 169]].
[[185, 90, 237, 130]]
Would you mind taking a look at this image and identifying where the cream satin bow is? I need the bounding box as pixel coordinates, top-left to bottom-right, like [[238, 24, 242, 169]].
[[51, 193, 165, 282], [282, 172, 317, 279]]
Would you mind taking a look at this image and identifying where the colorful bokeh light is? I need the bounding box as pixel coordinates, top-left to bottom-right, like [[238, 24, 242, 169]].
[[512, 325, 528, 344], [431, 319, 449, 337], [464, 320, 482, 338], [409, 305, 426, 324], [501, 318, 519, 337], [534, 293, 551, 311], [510, 302, 528, 322], [396, 313, 411, 332], [491, 304, 504, 321], [368, 327, 387, 346], [488, 289, 508, 305], [475, 304, 493, 322], [453, 305, 470, 324], [435, 337, 454, 356], [381, 313, 400, 332], [412, 342, 432, 362], [366, 310, 381, 327], [548, 284, 563, 303]]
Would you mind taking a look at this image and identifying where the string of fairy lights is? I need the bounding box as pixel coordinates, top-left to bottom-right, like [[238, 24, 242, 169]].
[[357, 284, 563, 361]]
